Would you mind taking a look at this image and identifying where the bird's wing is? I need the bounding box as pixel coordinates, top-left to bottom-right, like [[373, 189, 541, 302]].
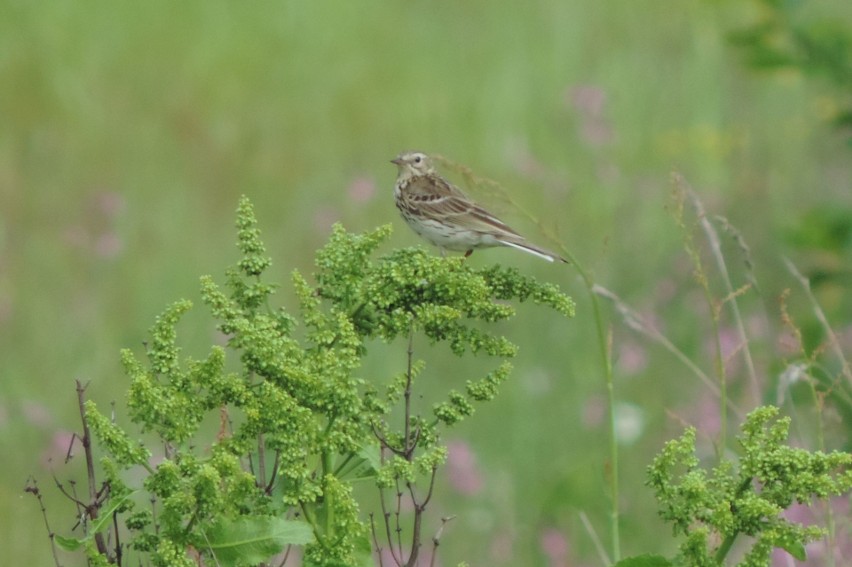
[[402, 175, 522, 238]]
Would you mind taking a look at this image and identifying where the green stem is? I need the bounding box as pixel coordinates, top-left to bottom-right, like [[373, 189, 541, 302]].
[[461, 169, 621, 563], [705, 284, 727, 456], [673, 179, 727, 456], [715, 530, 738, 563], [809, 368, 836, 567], [715, 476, 753, 562], [562, 247, 620, 564], [300, 501, 323, 545], [322, 449, 334, 541], [333, 452, 355, 477]]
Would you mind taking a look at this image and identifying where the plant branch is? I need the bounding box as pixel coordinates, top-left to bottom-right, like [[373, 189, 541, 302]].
[[406, 482, 422, 567], [75, 379, 110, 557], [429, 516, 455, 567], [395, 479, 404, 563], [113, 506, 123, 566], [52, 472, 89, 509], [421, 465, 438, 509], [265, 450, 281, 495], [24, 478, 62, 566], [370, 513, 385, 567], [379, 485, 402, 566], [257, 432, 267, 490], [274, 543, 293, 567], [404, 320, 415, 456]]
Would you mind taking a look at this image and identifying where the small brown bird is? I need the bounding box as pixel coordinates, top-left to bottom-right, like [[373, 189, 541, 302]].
[[391, 151, 567, 263]]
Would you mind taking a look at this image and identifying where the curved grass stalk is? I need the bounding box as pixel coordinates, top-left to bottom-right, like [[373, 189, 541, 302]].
[[440, 157, 622, 563]]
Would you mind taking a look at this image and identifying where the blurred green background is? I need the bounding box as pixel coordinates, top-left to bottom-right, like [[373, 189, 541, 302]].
[[3, 0, 851, 565]]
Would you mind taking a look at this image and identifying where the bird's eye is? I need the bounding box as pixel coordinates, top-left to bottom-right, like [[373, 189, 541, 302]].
[[414, 155, 422, 163]]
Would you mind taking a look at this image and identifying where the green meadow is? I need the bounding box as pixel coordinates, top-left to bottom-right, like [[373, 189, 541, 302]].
[[3, 0, 851, 565]]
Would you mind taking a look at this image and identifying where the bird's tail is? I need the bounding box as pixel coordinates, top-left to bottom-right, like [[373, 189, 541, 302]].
[[500, 239, 568, 263]]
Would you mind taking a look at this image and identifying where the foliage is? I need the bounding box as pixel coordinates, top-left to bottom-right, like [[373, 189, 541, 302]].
[[647, 406, 852, 567], [597, 178, 852, 566], [36, 196, 574, 566], [7, 2, 852, 565]]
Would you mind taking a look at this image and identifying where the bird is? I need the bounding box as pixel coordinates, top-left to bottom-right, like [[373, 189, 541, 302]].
[[391, 151, 567, 263]]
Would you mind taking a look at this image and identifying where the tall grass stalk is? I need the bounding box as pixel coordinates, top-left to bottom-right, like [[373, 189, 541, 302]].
[[784, 258, 852, 386], [561, 249, 621, 564], [579, 510, 611, 566], [781, 257, 852, 567], [439, 156, 622, 563], [670, 174, 728, 455], [593, 285, 745, 420], [691, 198, 761, 404]]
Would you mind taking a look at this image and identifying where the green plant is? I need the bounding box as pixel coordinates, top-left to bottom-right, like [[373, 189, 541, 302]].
[[597, 178, 852, 567], [647, 405, 852, 567], [29, 196, 574, 566]]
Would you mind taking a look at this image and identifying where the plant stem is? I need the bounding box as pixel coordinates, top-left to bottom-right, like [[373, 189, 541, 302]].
[[76, 380, 111, 558], [808, 352, 836, 567], [715, 530, 738, 562], [671, 177, 728, 455], [593, 285, 745, 420], [692, 199, 761, 404], [300, 501, 323, 545], [716, 476, 754, 562], [257, 432, 266, 489], [24, 479, 62, 566], [322, 449, 334, 541], [404, 320, 415, 456], [785, 258, 852, 385], [559, 248, 620, 563], [444, 162, 622, 560]]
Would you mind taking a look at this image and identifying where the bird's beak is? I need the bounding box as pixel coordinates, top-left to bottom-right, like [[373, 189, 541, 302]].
[[391, 157, 403, 165]]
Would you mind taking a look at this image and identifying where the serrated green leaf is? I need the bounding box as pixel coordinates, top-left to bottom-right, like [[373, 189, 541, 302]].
[[779, 539, 807, 561], [90, 491, 135, 535], [613, 554, 674, 567], [203, 516, 315, 567], [54, 492, 136, 552], [54, 534, 84, 551], [336, 444, 381, 481], [352, 532, 375, 567], [359, 443, 382, 471]]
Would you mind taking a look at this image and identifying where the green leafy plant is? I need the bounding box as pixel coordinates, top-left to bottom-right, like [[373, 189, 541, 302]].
[[599, 177, 852, 566], [646, 406, 852, 567], [29, 196, 574, 567], [32, 190, 851, 567]]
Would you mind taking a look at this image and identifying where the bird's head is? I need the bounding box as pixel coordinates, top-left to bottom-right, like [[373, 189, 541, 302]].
[[391, 151, 436, 178]]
